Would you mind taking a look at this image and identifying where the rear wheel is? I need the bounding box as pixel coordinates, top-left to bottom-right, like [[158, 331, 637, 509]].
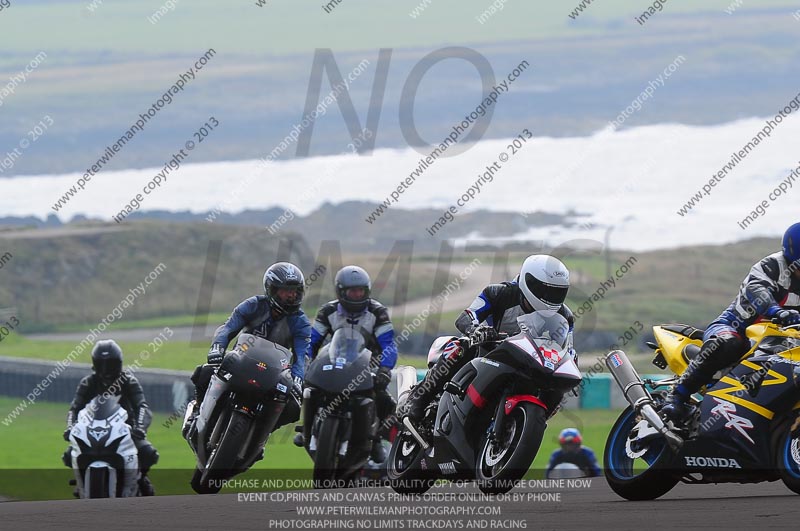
[[604, 406, 678, 500], [476, 402, 546, 495], [777, 427, 800, 495], [387, 429, 434, 494], [192, 410, 251, 494], [87, 467, 110, 498], [313, 416, 340, 489]]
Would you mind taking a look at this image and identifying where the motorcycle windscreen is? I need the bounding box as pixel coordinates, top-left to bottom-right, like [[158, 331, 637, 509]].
[[80, 395, 128, 425], [305, 327, 374, 393], [515, 312, 581, 387], [221, 333, 292, 392], [517, 311, 570, 349]]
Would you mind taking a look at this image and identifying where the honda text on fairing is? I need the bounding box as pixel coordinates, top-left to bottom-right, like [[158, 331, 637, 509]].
[[184, 333, 294, 494], [604, 321, 800, 500], [300, 328, 381, 487], [65, 396, 140, 498], [387, 312, 581, 495]]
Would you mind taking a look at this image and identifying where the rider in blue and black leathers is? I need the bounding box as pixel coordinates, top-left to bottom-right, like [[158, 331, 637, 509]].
[[295, 265, 397, 463], [546, 428, 601, 478], [662, 223, 800, 422], [184, 262, 311, 436]]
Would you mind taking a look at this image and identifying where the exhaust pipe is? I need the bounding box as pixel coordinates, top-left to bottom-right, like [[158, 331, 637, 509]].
[[605, 350, 683, 451]]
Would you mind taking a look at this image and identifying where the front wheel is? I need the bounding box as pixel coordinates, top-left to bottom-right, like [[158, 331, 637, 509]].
[[313, 416, 340, 489], [604, 406, 678, 500], [476, 402, 546, 495], [193, 410, 251, 494], [777, 426, 800, 495], [87, 467, 110, 498]]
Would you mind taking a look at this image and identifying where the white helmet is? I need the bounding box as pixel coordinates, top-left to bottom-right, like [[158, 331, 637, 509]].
[[519, 254, 570, 312]]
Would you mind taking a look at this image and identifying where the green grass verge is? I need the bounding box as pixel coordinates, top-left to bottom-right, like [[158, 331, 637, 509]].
[[46, 313, 234, 334], [0, 397, 617, 500], [0, 332, 430, 371]]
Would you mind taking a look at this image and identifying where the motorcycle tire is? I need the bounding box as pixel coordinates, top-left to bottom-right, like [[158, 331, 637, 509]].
[[777, 426, 800, 495], [604, 406, 679, 500], [193, 410, 251, 494], [476, 402, 546, 495], [87, 466, 110, 498], [387, 428, 435, 495], [313, 416, 340, 489]]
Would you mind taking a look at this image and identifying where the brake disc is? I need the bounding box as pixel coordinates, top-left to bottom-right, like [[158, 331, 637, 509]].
[[626, 419, 660, 459]]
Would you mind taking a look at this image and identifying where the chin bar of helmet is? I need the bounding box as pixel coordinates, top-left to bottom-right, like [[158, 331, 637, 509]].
[[605, 350, 683, 451]]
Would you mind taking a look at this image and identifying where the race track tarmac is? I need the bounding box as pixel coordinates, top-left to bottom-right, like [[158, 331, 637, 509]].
[[1, 480, 798, 530]]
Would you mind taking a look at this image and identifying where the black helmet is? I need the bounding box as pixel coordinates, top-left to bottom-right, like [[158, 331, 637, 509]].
[[335, 265, 372, 314], [263, 262, 305, 315], [91, 340, 123, 387]]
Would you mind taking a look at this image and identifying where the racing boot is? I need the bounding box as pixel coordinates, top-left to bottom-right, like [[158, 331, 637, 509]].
[[403, 355, 456, 430], [138, 475, 155, 496], [370, 440, 387, 464], [661, 334, 747, 424]]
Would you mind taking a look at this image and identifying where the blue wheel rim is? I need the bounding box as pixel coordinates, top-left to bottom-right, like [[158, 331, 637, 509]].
[[607, 408, 667, 480], [783, 432, 800, 479]]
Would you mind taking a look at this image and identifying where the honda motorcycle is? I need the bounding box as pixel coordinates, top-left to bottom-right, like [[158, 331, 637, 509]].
[[66, 396, 140, 498], [604, 321, 800, 500], [388, 312, 582, 495], [185, 333, 294, 494]]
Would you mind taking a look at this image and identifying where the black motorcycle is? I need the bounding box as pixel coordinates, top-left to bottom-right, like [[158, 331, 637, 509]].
[[301, 327, 379, 488], [186, 333, 294, 494], [388, 312, 582, 495]]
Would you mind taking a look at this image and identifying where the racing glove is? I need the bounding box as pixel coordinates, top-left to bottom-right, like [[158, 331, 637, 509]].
[[469, 325, 500, 344], [771, 308, 800, 327], [374, 366, 392, 391], [207, 344, 225, 365], [290, 376, 303, 403]]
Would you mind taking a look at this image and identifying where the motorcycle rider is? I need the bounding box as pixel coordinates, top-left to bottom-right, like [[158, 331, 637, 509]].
[[662, 223, 800, 422], [546, 428, 601, 478], [62, 339, 159, 496], [293, 265, 397, 464], [182, 262, 311, 438], [403, 254, 576, 429]]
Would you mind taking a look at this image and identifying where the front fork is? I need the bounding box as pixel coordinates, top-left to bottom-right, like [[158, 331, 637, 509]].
[[605, 350, 684, 451]]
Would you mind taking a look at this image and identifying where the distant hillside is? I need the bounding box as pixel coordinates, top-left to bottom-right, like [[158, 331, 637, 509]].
[[0, 216, 783, 346], [0, 222, 318, 332], [0, 203, 576, 253]]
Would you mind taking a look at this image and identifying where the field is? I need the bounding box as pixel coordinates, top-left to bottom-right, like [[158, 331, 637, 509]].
[[0, 332, 431, 371], [0, 397, 619, 500]]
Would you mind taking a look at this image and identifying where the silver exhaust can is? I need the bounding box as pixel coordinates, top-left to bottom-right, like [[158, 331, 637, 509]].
[[605, 350, 683, 450]]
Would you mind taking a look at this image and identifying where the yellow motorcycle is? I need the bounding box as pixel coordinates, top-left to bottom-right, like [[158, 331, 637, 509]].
[[603, 321, 800, 500]]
